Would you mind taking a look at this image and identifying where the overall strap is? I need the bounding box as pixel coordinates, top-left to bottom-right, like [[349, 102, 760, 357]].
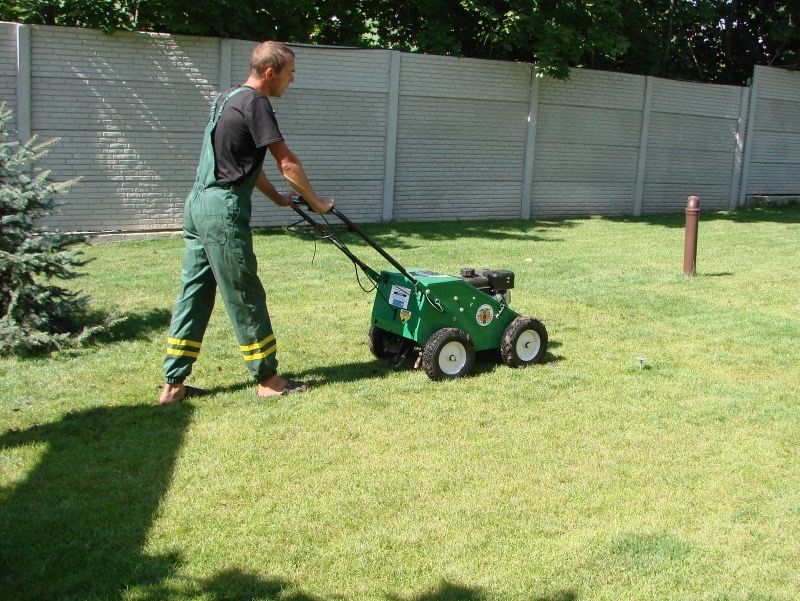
[[208, 86, 250, 124], [192, 87, 251, 191]]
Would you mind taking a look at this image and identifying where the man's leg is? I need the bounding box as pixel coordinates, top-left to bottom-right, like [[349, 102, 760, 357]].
[[161, 231, 216, 403], [205, 229, 281, 388]]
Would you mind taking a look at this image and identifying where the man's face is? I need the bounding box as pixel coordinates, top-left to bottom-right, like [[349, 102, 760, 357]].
[[267, 57, 295, 97]]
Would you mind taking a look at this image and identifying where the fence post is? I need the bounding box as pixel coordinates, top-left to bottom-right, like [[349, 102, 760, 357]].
[[520, 65, 539, 220], [633, 76, 653, 216], [382, 50, 400, 222], [729, 85, 751, 210], [16, 24, 31, 143], [219, 38, 232, 92], [738, 67, 760, 207]]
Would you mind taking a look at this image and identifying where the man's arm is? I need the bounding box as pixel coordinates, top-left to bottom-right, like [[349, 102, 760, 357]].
[[268, 140, 334, 213], [255, 171, 293, 207]]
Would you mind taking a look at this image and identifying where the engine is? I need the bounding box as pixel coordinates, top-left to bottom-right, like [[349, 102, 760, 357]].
[[459, 268, 514, 305]]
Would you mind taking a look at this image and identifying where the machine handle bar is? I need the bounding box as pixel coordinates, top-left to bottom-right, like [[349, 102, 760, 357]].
[[288, 202, 377, 279], [291, 197, 418, 286]]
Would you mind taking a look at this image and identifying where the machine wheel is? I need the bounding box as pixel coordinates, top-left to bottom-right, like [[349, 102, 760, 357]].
[[367, 326, 392, 359], [500, 317, 548, 367], [422, 328, 475, 380]]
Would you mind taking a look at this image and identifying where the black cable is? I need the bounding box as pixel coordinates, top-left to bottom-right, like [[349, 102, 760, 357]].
[[284, 219, 322, 266], [354, 261, 377, 293], [288, 209, 374, 291], [288, 207, 400, 306], [319, 213, 378, 293]]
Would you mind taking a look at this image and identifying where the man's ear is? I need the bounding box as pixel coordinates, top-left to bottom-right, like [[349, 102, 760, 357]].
[[263, 66, 275, 80]]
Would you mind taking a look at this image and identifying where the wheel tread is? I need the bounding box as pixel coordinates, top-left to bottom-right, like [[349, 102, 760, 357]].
[[422, 328, 475, 380], [500, 316, 548, 367], [368, 326, 390, 359]]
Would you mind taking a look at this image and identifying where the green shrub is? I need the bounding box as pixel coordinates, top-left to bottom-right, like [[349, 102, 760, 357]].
[[0, 104, 106, 354]]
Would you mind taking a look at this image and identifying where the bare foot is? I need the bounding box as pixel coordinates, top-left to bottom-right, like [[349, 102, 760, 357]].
[[258, 375, 288, 398], [159, 383, 185, 404], [258, 375, 308, 397], [159, 384, 210, 404]]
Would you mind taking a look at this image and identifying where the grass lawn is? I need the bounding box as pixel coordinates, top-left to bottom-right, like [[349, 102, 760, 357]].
[[1, 204, 798, 601]]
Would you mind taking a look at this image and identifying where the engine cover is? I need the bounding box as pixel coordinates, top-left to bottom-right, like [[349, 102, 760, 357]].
[[486, 269, 514, 291], [460, 268, 514, 292]]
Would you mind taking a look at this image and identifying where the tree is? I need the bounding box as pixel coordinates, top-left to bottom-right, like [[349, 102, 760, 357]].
[[712, 0, 800, 83], [0, 104, 107, 355], [593, 0, 800, 85], [0, 0, 628, 78], [0, 0, 369, 43], [363, 0, 629, 78]]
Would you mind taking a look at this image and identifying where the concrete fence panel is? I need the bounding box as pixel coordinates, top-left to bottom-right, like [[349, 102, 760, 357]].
[[642, 78, 743, 213], [392, 53, 531, 222], [745, 65, 800, 197], [1, 23, 799, 232], [28, 25, 219, 231], [0, 23, 18, 135], [532, 69, 645, 217]]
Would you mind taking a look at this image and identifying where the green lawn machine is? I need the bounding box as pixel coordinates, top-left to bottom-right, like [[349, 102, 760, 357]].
[[290, 199, 548, 380]]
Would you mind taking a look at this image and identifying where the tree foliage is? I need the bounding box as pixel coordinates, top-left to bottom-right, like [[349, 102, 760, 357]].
[[1, 1, 798, 83], [590, 0, 800, 83], [360, 0, 629, 78], [0, 104, 107, 355]]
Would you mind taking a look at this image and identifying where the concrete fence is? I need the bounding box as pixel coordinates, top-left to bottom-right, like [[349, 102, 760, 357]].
[[2, 22, 799, 232]]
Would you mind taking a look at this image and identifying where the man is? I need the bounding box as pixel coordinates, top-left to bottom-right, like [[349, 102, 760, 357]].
[[159, 41, 334, 404]]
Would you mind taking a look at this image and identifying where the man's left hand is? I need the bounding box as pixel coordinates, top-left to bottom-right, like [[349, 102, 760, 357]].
[[272, 193, 295, 207]]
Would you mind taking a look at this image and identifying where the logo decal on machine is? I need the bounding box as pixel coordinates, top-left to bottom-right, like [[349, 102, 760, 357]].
[[399, 309, 411, 324], [476, 304, 494, 326], [389, 285, 411, 309]]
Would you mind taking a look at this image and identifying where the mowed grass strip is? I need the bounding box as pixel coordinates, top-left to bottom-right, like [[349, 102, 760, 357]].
[[1, 205, 798, 601]]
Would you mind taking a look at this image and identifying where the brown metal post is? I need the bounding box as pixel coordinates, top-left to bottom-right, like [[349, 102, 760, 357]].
[[683, 195, 700, 276]]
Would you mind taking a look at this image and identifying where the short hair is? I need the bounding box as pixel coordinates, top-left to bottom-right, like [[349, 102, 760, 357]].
[[250, 41, 295, 75]]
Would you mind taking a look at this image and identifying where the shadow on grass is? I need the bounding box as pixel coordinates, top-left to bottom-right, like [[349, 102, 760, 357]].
[[387, 581, 489, 600], [534, 593, 579, 601], [259, 218, 571, 252], [0, 406, 329, 601], [0, 407, 577, 600], [110, 307, 172, 340], [190, 568, 325, 600], [260, 204, 800, 253], [0, 404, 195, 599], [288, 341, 564, 386], [389, 581, 578, 601], [472, 342, 564, 377], [88, 307, 172, 344], [291, 358, 394, 385], [603, 203, 800, 229], [9, 307, 172, 360]]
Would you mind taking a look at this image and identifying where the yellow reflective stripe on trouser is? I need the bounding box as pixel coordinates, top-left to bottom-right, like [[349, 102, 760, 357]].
[[240, 334, 275, 352], [242, 343, 277, 361], [166, 348, 200, 358], [167, 337, 202, 349], [240, 334, 277, 361], [166, 337, 201, 358]]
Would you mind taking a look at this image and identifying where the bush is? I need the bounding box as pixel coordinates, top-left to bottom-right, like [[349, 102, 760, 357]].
[[0, 104, 107, 355]]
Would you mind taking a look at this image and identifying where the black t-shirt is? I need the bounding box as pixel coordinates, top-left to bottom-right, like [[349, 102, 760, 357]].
[[212, 86, 284, 185]]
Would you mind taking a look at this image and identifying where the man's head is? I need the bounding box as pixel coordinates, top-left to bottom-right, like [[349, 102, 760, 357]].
[[249, 41, 295, 97]]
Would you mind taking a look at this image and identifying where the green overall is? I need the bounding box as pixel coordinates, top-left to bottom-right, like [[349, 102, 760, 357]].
[[163, 87, 278, 384]]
